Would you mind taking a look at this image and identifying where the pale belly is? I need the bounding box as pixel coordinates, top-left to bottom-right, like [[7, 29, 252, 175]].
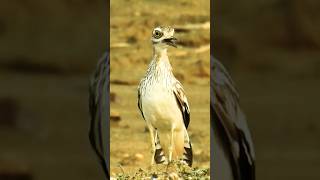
[[140, 82, 187, 158], [141, 87, 183, 131]]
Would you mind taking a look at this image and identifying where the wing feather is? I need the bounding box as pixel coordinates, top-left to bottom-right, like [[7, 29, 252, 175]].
[[173, 81, 190, 129], [211, 57, 255, 180], [137, 84, 145, 120]]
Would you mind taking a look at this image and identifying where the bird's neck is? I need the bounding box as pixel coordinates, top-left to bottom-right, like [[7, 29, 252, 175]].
[[153, 46, 168, 59], [142, 46, 174, 86], [152, 46, 173, 73]]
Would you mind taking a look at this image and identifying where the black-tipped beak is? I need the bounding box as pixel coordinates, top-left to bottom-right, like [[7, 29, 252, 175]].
[[163, 37, 178, 48]]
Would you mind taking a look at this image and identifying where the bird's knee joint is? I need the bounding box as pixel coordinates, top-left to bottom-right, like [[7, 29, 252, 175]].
[[151, 149, 155, 154], [168, 146, 174, 151]]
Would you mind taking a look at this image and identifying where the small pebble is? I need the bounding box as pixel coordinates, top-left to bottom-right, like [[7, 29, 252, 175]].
[[110, 110, 121, 122], [135, 153, 144, 160], [122, 153, 130, 158]]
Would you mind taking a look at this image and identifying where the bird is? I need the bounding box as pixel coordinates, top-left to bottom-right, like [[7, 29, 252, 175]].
[[137, 26, 193, 166], [211, 56, 256, 180]]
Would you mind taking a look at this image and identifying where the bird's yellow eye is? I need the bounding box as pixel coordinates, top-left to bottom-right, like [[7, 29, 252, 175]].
[[153, 30, 163, 39]]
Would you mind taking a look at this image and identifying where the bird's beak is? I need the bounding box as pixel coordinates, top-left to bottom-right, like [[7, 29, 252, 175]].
[[163, 37, 177, 48]]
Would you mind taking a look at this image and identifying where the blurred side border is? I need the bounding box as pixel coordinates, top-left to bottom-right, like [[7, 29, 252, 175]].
[[88, 0, 110, 179]]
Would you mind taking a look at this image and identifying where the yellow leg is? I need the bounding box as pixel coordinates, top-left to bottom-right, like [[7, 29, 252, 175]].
[[168, 128, 174, 162], [147, 124, 156, 165]]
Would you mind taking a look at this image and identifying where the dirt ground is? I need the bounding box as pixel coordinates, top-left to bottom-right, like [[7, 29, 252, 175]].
[[109, 0, 210, 177]]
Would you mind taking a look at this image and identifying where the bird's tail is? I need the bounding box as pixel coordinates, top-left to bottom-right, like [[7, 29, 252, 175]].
[[181, 129, 193, 166]]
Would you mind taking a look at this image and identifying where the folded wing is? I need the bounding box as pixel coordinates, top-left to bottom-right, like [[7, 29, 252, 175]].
[[211, 57, 255, 180]]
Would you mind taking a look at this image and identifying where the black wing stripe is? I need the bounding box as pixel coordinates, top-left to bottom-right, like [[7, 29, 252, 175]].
[[211, 56, 255, 180], [137, 90, 145, 120], [174, 91, 190, 129]]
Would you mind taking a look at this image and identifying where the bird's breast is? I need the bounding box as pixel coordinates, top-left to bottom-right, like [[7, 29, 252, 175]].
[[141, 83, 183, 130]]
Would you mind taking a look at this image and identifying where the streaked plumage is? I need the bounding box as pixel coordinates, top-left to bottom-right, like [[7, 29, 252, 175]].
[[138, 26, 193, 166], [211, 56, 255, 180]]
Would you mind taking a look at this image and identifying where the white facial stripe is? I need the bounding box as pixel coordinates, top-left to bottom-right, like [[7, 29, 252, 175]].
[[153, 27, 162, 34]]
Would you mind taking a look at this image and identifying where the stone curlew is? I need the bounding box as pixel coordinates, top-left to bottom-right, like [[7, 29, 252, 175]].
[[137, 26, 193, 166]]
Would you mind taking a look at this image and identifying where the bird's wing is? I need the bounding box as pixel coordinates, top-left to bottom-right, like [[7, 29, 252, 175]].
[[137, 83, 145, 120], [88, 52, 109, 178], [173, 81, 190, 128], [211, 57, 255, 180]]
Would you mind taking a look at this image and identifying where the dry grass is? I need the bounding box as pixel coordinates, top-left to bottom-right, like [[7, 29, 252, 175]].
[[112, 161, 210, 180]]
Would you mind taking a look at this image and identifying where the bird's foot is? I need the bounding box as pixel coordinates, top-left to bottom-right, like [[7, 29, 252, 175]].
[[165, 160, 174, 171]]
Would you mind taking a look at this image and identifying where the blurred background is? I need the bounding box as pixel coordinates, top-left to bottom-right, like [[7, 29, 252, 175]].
[[109, 0, 210, 176], [214, 0, 320, 179], [0, 0, 106, 180]]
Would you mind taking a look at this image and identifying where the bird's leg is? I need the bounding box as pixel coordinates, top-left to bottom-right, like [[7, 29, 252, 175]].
[[181, 128, 193, 166], [147, 124, 156, 165], [154, 130, 167, 164], [168, 128, 175, 162]]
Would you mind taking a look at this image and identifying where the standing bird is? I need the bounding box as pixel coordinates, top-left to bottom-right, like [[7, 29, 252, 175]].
[[211, 57, 255, 180], [137, 26, 193, 166]]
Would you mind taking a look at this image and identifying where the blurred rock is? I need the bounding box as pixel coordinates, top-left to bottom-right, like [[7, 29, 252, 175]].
[[110, 110, 121, 122], [110, 92, 118, 103], [174, 72, 185, 82], [127, 36, 137, 44], [151, 173, 158, 179], [110, 79, 136, 85], [122, 153, 130, 158], [119, 153, 144, 166], [134, 153, 144, 161]]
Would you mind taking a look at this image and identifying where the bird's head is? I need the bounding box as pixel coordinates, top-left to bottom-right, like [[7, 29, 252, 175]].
[[151, 26, 177, 49]]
